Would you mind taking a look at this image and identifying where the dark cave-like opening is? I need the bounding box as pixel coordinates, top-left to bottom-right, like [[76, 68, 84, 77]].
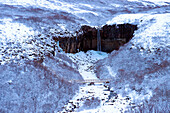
[[53, 23, 138, 53]]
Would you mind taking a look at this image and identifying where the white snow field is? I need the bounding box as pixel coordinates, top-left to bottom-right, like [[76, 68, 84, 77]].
[[107, 13, 170, 51], [0, 18, 38, 64]]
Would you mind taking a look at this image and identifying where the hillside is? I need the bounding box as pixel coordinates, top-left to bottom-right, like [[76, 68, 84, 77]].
[[0, 0, 169, 112]]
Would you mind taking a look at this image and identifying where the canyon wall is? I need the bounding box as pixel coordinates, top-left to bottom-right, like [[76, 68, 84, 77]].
[[54, 24, 137, 53]]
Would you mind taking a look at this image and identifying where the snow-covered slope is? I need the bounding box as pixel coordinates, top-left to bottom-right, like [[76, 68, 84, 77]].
[[0, 0, 170, 112], [0, 0, 169, 30], [0, 54, 83, 112], [95, 12, 170, 112], [67, 50, 108, 80], [0, 0, 169, 65]]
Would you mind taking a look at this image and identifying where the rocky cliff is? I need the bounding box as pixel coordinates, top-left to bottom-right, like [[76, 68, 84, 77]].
[[54, 24, 137, 53]]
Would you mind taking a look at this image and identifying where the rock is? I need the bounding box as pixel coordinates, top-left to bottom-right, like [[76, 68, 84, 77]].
[[55, 24, 137, 53]]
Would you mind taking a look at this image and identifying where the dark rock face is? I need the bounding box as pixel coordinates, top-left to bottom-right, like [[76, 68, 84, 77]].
[[55, 24, 137, 53], [101, 24, 137, 52]]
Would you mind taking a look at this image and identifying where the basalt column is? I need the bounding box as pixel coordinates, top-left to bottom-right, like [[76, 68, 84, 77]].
[[100, 24, 137, 52], [56, 24, 137, 53], [97, 28, 101, 51]]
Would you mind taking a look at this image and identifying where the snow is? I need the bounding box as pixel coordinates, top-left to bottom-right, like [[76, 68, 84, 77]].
[[57, 24, 66, 31], [0, 0, 169, 112], [62, 82, 135, 113], [67, 50, 108, 80], [0, 0, 97, 16], [107, 13, 170, 51], [65, 50, 145, 112], [1, 0, 168, 28], [65, 50, 137, 112], [127, 0, 170, 6], [0, 56, 81, 113], [106, 66, 116, 77], [110, 3, 122, 7], [0, 18, 40, 64], [96, 6, 169, 112], [79, 3, 94, 9], [0, 18, 36, 43], [7, 80, 12, 84]]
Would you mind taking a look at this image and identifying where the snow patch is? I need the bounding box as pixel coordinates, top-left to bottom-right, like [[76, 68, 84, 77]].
[[106, 66, 116, 77], [0, 18, 36, 43], [0, 18, 40, 64]]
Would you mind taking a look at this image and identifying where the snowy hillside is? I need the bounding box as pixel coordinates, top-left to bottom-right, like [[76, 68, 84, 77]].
[[0, 0, 169, 64], [0, 0, 170, 112], [95, 11, 170, 113], [0, 54, 83, 112]]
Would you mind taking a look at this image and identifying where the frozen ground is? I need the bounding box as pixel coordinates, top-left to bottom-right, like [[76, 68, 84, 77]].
[[61, 82, 135, 113], [63, 51, 143, 112], [0, 0, 169, 112], [96, 9, 170, 113], [0, 0, 169, 31], [67, 50, 108, 80]]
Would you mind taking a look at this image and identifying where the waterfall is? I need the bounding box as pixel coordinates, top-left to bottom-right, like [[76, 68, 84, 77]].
[[97, 28, 101, 51]]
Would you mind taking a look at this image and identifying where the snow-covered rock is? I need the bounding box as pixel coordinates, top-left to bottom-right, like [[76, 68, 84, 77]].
[[95, 13, 170, 112], [0, 0, 169, 112]]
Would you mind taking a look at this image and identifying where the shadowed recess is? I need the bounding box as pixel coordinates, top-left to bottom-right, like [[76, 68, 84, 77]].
[[54, 24, 138, 53]]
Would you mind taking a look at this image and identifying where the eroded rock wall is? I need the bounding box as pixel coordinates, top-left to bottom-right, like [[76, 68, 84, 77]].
[[55, 24, 137, 53]]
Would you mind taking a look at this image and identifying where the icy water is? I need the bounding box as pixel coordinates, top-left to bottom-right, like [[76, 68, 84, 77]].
[[64, 51, 136, 113], [61, 82, 134, 113]]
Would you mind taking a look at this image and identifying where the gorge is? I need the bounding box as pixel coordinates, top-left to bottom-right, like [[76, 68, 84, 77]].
[[0, 0, 169, 112]]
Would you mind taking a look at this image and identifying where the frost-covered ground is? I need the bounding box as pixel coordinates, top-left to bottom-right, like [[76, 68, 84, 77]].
[[0, 0, 169, 30], [0, 54, 83, 112], [67, 50, 108, 80], [96, 11, 170, 113], [0, 0, 170, 112], [62, 82, 135, 113], [63, 51, 134, 112]]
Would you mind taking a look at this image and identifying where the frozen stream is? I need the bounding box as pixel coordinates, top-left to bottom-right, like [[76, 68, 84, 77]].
[[67, 50, 108, 80], [59, 51, 135, 113]]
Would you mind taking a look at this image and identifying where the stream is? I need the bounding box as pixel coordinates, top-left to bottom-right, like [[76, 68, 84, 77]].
[[59, 50, 135, 113]]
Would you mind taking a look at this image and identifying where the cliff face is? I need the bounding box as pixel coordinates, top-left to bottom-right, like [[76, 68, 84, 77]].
[[55, 24, 137, 53]]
